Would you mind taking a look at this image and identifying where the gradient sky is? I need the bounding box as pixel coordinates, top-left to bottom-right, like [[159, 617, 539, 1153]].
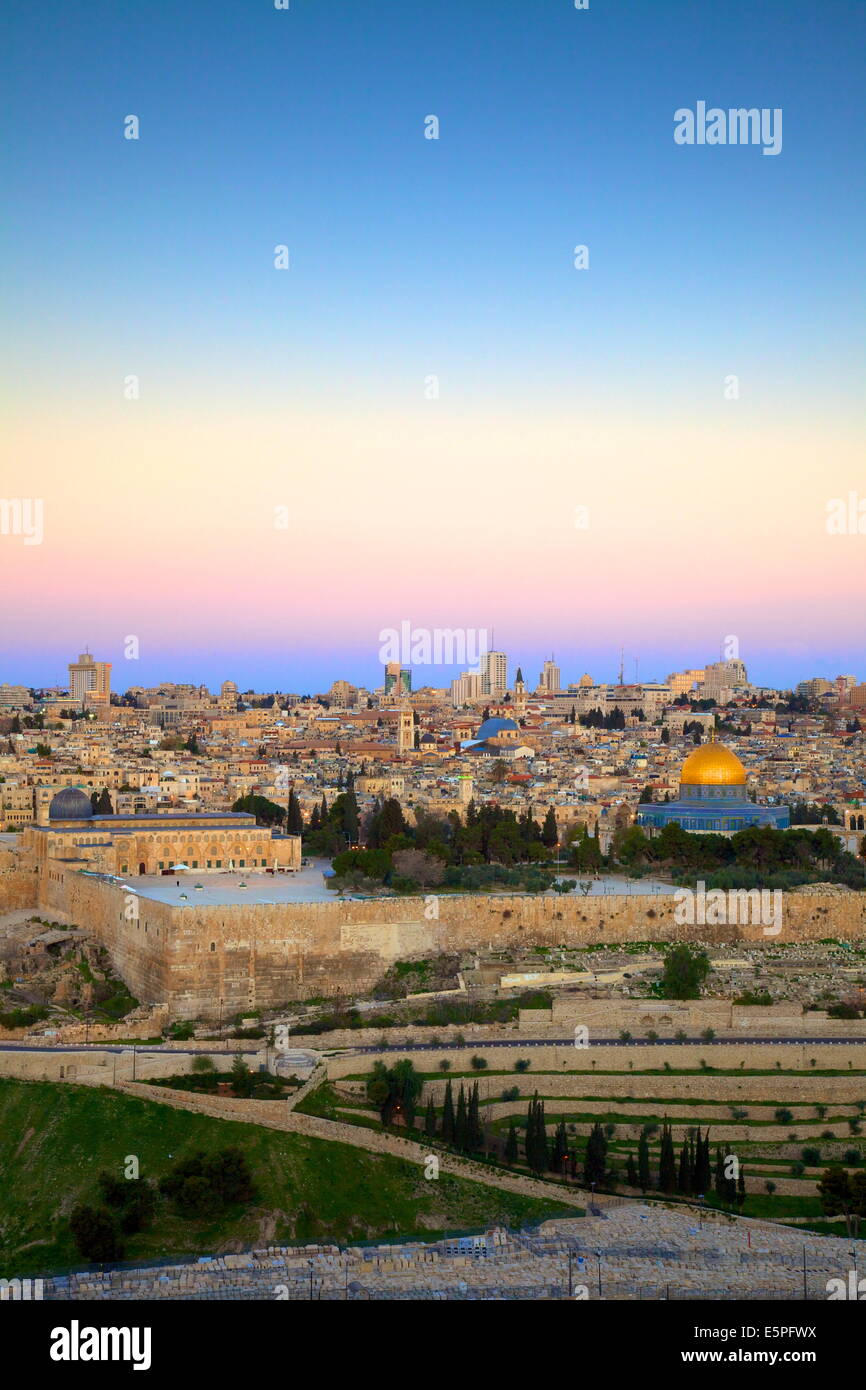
[[2, 0, 864, 693]]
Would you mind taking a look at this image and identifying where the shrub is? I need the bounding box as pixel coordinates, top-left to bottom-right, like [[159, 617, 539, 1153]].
[[69, 1204, 124, 1262], [230, 1053, 254, 1098], [470, 1055, 488, 1071], [159, 1148, 255, 1215], [801, 1147, 821, 1166], [514, 1059, 531, 1073], [0, 1004, 49, 1029], [827, 1002, 860, 1020], [119, 1183, 157, 1234]]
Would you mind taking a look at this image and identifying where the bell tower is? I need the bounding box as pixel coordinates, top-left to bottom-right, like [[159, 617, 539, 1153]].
[[397, 707, 414, 755]]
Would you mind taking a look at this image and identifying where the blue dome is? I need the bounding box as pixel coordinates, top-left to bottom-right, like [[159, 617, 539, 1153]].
[[474, 717, 518, 741], [48, 788, 93, 820]]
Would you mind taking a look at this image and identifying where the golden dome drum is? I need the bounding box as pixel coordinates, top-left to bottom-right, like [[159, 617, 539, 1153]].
[[679, 741, 746, 787]]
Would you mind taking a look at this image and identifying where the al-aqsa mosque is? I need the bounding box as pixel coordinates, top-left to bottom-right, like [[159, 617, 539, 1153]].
[[637, 733, 790, 834]]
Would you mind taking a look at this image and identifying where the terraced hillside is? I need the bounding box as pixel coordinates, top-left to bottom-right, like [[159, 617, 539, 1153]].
[[320, 1055, 866, 1227]]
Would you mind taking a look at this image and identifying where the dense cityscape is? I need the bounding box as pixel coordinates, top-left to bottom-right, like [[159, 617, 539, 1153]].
[[3, 0, 864, 1368]]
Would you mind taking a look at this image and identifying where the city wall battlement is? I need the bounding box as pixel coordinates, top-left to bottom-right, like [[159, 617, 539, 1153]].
[[24, 867, 866, 1019]]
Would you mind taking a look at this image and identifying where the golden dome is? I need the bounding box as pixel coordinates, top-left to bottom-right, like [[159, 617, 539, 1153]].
[[680, 740, 746, 786]]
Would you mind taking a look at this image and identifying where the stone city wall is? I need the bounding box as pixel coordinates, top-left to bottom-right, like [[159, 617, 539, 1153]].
[[31, 873, 866, 1020], [0, 847, 39, 911]]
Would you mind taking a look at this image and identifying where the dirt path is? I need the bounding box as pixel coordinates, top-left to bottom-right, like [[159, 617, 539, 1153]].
[[114, 1080, 600, 1210]]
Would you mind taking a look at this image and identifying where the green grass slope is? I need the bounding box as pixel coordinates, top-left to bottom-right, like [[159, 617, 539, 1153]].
[[0, 1079, 573, 1277]]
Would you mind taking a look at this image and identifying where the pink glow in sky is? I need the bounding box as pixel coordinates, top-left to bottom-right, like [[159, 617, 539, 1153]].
[[3, 400, 863, 691]]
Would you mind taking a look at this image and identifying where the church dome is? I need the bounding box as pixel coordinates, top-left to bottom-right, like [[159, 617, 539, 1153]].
[[48, 787, 94, 820], [680, 741, 746, 787], [475, 716, 518, 740]]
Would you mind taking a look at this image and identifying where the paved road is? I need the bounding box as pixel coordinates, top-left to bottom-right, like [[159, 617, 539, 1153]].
[[1, 1035, 863, 1057], [351, 1035, 866, 1052], [0, 1042, 265, 1056]]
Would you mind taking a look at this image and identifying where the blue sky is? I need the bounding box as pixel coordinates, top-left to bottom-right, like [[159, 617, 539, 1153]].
[[2, 0, 864, 693], [5, 0, 864, 402]]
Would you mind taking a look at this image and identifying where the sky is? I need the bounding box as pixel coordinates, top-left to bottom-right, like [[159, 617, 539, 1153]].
[[2, 0, 864, 694]]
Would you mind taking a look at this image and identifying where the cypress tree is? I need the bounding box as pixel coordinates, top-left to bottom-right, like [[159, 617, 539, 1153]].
[[638, 1130, 651, 1192], [737, 1170, 746, 1209], [536, 1097, 548, 1172], [286, 788, 303, 835], [467, 1082, 483, 1151], [724, 1151, 738, 1206], [659, 1122, 677, 1193], [626, 1155, 638, 1188], [697, 1130, 711, 1194], [441, 1080, 455, 1145], [584, 1121, 607, 1187], [424, 1096, 437, 1139], [688, 1130, 699, 1190], [455, 1085, 468, 1151], [541, 806, 558, 849], [343, 787, 359, 844], [526, 1095, 537, 1171], [505, 1121, 518, 1166], [551, 1119, 568, 1173], [677, 1140, 690, 1195], [714, 1146, 725, 1198], [525, 1094, 548, 1174]]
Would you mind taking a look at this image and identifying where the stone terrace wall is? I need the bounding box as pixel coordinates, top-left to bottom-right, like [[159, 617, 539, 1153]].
[[324, 1040, 866, 1079]]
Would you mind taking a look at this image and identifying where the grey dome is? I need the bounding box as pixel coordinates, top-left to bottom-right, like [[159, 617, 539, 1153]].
[[49, 788, 93, 821]]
